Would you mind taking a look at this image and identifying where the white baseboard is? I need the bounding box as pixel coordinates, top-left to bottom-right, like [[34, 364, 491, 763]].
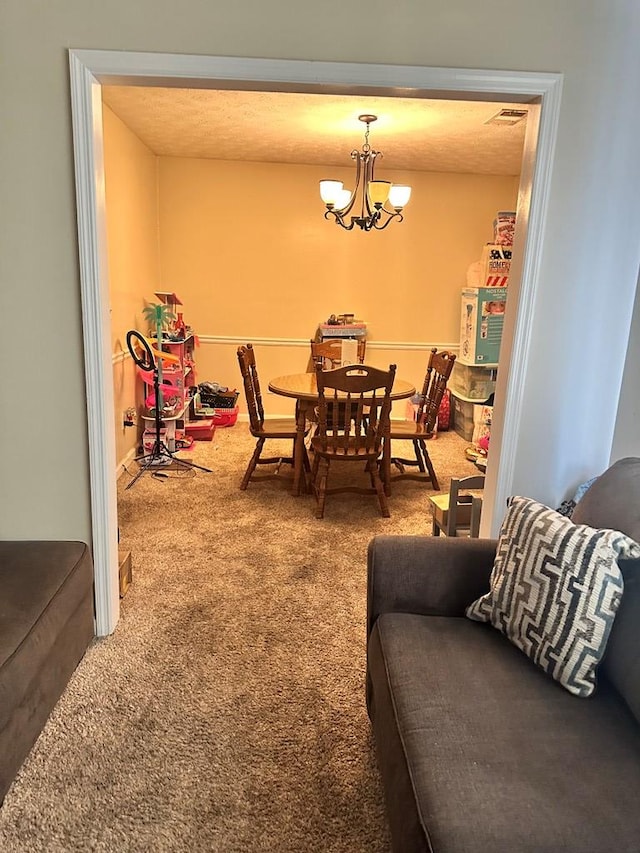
[[116, 446, 138, 479]]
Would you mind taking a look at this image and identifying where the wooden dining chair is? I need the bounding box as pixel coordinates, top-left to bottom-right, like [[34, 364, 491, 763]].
[[310, 362, 396, 518], [236, 343, 310, 490], [310, 337, 366, 370], [428, 475, 485, 537], [309, 338, 367, 432], [385, 348, 456, 492]]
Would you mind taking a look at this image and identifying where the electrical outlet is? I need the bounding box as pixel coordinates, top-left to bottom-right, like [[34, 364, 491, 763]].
[[123, 407, 136, 428]]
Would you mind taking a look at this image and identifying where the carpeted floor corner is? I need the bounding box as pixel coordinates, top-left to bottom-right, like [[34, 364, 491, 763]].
[[0, 423, 478, 852]]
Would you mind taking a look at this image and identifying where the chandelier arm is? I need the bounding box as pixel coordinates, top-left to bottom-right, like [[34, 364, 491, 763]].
[[338, 153, 362, 218], [324, 209, 356, 230], [371, 210, 404, 231], [380, 203, 404, 216]]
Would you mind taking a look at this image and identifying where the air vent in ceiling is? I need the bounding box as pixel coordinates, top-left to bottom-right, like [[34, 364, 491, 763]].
[[485, 108, 528, 126]]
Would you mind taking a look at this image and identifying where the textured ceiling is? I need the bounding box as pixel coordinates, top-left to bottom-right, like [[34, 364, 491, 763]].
[[101, 87, 527, 176]]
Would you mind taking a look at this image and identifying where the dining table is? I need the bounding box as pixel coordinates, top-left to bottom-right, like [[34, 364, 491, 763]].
[[268, 371, 416, 496]]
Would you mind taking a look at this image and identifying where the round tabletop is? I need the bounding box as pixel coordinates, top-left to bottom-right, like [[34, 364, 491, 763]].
[[268, 373, 415, 401]]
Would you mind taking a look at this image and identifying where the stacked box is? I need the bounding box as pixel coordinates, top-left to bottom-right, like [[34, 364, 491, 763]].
[[451, 395, 475, 441], [451, 396, 492, 443], [493, 211, 516, 245], [480, 244, 512, 287], [319, 323, 367, 338], [459, 286, 507, 366]]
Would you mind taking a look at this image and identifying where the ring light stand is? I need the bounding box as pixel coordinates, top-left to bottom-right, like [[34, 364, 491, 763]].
[[125, 330, 212, 489]]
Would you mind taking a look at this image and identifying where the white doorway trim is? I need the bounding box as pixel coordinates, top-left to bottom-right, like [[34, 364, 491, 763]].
[[68, 49, 562, 636]]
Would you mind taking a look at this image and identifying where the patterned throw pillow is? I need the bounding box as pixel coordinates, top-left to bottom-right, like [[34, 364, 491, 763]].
[[467, 495, 640, 697]]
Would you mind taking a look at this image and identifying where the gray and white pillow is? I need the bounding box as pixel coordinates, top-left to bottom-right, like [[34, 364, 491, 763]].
[[467, 495, 640, 697]]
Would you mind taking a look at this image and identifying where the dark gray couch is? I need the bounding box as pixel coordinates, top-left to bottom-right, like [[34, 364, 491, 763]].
[[0, 541, 95, 802], [367, 457, 640, 853]]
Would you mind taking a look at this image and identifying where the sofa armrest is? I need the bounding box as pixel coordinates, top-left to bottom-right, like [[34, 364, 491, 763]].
[[367, 534, 497, 638]]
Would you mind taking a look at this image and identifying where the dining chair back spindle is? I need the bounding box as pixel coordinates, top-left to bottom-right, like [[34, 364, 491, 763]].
[[385, 348, 456, 493], [236, 343, 309, 490], [310, 363, 396, 518]]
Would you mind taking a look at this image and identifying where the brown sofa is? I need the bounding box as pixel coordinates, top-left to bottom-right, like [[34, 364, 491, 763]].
[[0, 541, 95, 802], [367, 457, 640, 852]]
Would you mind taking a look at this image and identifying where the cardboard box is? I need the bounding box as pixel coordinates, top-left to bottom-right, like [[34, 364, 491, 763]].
[[459, 287, 507, 366], [319, 323, 367, 338], [480, 244, 512, 287], [492, 211, 516, 245]]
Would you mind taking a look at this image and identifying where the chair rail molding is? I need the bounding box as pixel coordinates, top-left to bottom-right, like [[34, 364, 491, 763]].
[[68, 47, 562, 635], [199, 335, 459, 351]]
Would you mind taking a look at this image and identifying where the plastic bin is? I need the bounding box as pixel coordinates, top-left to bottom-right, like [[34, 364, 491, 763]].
[[212, 405, 239, 427], [449, 362, 496, 402], [185, 419, 215, 441], [450, 394, 489, 442], [451, 395, 475, 441]]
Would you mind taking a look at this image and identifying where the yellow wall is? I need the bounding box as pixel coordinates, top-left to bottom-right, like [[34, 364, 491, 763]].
[[159, 157, 518, 341], [103, 106, 161, 468], [158, 156, 518, 410]]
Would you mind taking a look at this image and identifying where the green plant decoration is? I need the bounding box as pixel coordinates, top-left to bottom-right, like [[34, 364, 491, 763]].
[[142, 302, 176, 409], [142, 302, 175, 339]]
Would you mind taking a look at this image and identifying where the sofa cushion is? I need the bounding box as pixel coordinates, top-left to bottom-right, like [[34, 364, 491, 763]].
[[571, 457, 640, 541], [601, 566, 640, 724], [0, 541, 95, 801], [466, 496, 640, 697], [369, 612, 640, 853]]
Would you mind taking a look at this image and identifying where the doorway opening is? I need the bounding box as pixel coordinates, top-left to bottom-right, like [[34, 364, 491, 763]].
[[68, 50, 562, 635]]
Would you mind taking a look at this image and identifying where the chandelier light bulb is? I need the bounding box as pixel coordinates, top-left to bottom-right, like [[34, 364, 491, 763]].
[[368, 180, 391, 207], [336, 188, 352, 210], [388, 184, 412, 210], [319, 180, 344, 207]]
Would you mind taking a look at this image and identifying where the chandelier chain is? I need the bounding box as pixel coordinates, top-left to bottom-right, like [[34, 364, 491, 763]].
[[362, 121, 371, 154]]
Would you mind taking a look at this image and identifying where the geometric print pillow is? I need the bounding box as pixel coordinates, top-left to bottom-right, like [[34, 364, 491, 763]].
[[466, 496, 640, 697]]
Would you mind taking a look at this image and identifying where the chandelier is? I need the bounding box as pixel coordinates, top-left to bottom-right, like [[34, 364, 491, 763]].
[[319, 114, 411, 232]]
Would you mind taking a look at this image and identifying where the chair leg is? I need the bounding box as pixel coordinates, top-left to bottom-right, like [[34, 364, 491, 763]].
[[413, 439, 426, 473], [311, 449, 321, 483], [299, 446, 311, 493], [421, 441, 440, 491], [382, 438, 392, 497], [372, 466, 391, 518], [240, 437, 265, 490], [314, 457, 329, 518]]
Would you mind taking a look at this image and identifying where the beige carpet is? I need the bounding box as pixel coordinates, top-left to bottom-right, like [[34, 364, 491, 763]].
[[0, 423, 478, 852]]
